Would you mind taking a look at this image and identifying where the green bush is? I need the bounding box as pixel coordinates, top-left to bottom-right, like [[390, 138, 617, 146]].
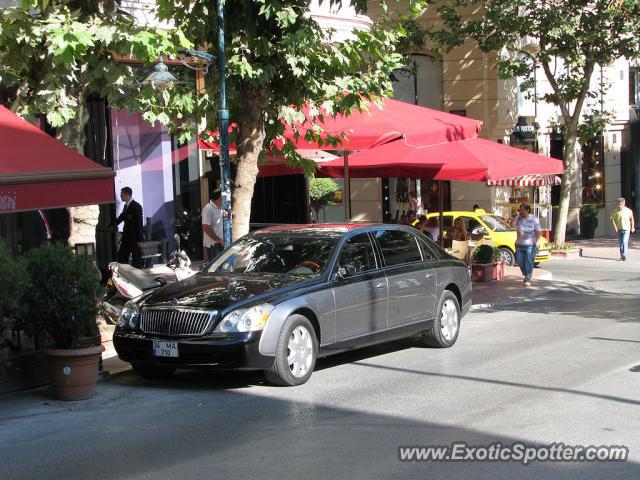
[[22, 243, 100, 349], [309, 178, 339, 219], [580, 204, 599, 218], [472, 244, 502, 264], [0, 241, 27, 356]]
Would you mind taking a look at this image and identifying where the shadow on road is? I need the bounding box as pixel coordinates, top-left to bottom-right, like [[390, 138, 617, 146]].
[[487, 283, 639, 324]]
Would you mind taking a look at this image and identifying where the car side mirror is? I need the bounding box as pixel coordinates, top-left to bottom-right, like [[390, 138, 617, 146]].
[[336, 264, 357, 279], [472, 227, 487, 236]]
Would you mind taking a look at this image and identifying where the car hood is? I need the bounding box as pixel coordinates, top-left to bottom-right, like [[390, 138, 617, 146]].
[[142, 273, 312, 310]]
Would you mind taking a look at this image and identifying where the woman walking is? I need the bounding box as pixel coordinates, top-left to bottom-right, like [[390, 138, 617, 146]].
[[512, 203, 542, 287]]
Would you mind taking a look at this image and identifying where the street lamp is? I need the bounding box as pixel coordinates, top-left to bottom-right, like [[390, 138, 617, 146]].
[[143, 3, 232, 248]]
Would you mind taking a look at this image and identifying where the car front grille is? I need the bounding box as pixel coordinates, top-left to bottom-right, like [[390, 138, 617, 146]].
[[140, 308, 215, 336]]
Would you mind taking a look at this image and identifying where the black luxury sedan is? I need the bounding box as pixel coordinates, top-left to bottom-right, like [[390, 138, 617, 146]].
[[114, 224, 471, 386]]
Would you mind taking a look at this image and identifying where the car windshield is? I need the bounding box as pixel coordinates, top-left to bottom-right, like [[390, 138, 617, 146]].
[[480, 215, 514, 232], [205, 234, 338, 276]]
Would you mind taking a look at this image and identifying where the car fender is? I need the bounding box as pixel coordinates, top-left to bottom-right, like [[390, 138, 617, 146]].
[[258, 291, 333, 356]]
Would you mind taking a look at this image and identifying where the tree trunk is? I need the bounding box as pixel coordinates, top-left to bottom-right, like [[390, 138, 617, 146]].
[[553, 130, 579, 245], [57, 89, 100, 248], [232, 85, 269, 240]]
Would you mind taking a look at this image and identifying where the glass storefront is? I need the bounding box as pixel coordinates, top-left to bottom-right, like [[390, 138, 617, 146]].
[[111, 110, 202, 261]]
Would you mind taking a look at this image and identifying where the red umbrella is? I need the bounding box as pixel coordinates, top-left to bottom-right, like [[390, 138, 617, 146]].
[[198, 98, 483, 151], [0, 106, 115, 213], [318, 137, 564, 180]]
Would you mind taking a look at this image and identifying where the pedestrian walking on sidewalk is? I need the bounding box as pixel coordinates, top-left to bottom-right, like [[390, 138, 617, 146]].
[[611, 197, 635, 261], [511, 202, 542, 287]]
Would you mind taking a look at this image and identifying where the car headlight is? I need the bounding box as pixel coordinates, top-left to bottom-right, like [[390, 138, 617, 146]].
[[215, 304, 274, 333], [117, 301, 140, 329]]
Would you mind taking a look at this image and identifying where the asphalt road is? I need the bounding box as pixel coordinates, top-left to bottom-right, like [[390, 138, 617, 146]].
[[1, 257, 639, 480]]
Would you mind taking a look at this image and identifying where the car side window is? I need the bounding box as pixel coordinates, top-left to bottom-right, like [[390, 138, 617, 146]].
[[418, 238, 438, 261], [338, 233, 377, 274], [374, 230, 422, 266]]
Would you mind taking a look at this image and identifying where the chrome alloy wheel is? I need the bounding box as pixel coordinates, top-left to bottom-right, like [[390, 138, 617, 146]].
[[440, 299, 459, 342], [287, 325, 314, 378]]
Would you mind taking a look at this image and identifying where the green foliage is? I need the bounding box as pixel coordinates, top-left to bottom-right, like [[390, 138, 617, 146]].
[[21, 243, 100, 349], [0, 1, 191, 124], [150, 0, 428, 156], [309, 178, 339, 215], [472, 244, 502, 264], [580, 204, 599, 218], [433, 0, 640, 113], [549, 242, 575, 251], [577, 111, 612, 145], [0, 242, 27, 357]]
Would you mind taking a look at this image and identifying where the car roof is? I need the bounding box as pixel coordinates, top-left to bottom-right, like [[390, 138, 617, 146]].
[[256, 223, 376, 234], [426, 210, 492, 217]]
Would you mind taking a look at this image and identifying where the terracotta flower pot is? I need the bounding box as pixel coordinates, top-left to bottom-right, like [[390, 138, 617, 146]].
[[471, 263, 494, 282], [45, 345, 105, 401]]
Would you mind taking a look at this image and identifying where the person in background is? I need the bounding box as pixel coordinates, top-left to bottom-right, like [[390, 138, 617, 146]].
[[413, 217, 427, 233], [447, 217, 470, 241], [511, 202, 542, 287], [399, 214, 410, 225], [408, 191, 418, 220], [202, 189, 224, 261], [423, 217, 440, 242], [610, 197, 635, 261], [472, 204, 481, 212], [115, 186, 144, 268]]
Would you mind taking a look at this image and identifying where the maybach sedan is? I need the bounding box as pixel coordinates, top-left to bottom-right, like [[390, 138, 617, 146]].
[[114, 224, 471, 386]]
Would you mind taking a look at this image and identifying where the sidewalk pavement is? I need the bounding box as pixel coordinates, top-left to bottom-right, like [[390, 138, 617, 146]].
[[99, 236, 634, 377]]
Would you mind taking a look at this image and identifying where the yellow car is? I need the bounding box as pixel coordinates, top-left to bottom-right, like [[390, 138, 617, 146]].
[[424, 209, 552, 266]]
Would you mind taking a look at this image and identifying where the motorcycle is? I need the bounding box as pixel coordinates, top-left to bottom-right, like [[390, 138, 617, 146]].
[[101, 234, 197, 324]]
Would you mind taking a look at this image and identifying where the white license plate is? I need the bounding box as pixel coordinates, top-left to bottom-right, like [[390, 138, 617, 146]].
[[537, 250, 550, 256], [153, 341, 179, 358]]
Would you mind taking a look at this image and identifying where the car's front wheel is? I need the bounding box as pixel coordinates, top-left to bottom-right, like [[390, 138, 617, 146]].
[[420, 291, 460, 348], [265, 314, 317, 386], [499, 247, 516, 266], [131, 362, 176, 379]]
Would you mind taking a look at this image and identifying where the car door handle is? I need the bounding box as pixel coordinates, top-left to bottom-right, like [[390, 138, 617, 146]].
[[375, 281, 386, 288], [425, 273, 434, 279]]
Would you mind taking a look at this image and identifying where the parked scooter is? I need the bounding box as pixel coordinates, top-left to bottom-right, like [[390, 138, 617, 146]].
[[102, 235, 197, 324]]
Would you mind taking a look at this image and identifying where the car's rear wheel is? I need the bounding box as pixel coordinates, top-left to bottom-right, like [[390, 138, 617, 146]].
[[265, 314, 317, 386], [499, 247, 516, 266], [131, 362, 176, 379], [421, 291, 460, 348]]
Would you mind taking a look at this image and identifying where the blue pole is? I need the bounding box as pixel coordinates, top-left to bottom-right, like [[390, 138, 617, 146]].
[[217, 0, 232, 248]]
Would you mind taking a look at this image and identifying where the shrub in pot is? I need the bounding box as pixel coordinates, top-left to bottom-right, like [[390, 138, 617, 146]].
[[0, 241, 27, 360], [22, 243, 104, 400], [471, 245, 504, 282], [579, 204, 599, 239]]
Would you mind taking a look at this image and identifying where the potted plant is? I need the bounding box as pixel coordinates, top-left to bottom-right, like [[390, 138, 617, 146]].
[[579, 204, 599, 239], [0, 241, 27, 359], [309, 178, 339, 222], [471, 244, 504, 282], [22, 243, 104, 400], [550, 242, 581, 258]]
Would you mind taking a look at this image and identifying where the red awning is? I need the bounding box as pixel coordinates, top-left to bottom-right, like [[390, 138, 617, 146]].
[[318, 137, 564, 181], [0, 106, 115, 213], [198, 98, 483, 152]]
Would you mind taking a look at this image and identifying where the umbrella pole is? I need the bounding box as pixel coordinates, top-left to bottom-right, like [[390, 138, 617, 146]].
[[438, 180, 444, 246], [343, 151, 351, 221]]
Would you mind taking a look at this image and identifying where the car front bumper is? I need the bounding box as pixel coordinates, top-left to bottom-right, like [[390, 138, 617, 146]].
[[113, 330, 274, 371], [535, 249, 551, 263]]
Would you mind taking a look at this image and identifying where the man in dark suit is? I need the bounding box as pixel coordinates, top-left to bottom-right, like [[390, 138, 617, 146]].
[[115, 186, 144, 268]]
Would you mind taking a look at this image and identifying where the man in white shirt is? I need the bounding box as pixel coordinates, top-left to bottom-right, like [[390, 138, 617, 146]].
[[202, 189, 223, 260]]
